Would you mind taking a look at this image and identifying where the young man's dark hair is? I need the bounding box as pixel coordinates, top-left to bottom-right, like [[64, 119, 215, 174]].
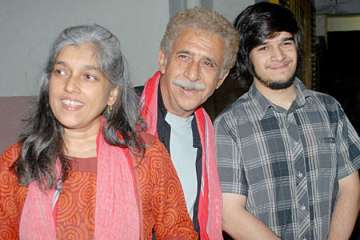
[[231, 2, 302, 85]]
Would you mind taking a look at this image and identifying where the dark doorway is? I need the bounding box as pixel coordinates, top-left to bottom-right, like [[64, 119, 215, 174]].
[[319, 30, 360, 240], [319, 31, 360, 134]]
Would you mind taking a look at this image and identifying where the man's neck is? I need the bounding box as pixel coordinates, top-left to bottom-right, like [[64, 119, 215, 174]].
[[255, 80, 297, 110]]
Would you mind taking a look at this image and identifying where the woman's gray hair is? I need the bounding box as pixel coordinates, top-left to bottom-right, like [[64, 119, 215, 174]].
[[47, 24, 140, 136], [14, 24, 144, 189], [46, 24, 143, 146]]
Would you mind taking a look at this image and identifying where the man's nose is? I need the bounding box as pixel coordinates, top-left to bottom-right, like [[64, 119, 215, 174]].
[[184, 60, 200, 81]]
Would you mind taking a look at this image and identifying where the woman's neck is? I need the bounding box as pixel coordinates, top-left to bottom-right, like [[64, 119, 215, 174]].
[[63, 122, 100, 158]]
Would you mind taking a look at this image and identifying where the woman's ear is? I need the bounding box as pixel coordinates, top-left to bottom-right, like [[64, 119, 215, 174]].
[[107, 86, 120, 106]]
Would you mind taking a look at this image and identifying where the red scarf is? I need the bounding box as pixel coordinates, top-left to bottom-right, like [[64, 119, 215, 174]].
[[19, 118, 142, 239], [140, 72, 223, 240]]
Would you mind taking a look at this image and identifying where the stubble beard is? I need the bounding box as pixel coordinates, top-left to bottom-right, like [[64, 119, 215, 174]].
[[252, 65, 296, 90]]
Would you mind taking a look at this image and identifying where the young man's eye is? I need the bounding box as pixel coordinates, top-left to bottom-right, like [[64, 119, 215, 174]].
[[283, 41, 294, 46], [257, 46, 268, 51]]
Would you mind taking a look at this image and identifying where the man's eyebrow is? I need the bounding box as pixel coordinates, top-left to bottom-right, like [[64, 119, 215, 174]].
[[175, 50, 191, 55], [283, 36, 295, 42]]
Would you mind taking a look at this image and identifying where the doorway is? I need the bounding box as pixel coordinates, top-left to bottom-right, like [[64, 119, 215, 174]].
[[319, 30, 360, 134]]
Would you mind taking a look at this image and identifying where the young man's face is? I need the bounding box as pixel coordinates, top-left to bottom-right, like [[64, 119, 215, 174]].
[[158, 27, 228, 117], [250, 31, 298, 90]]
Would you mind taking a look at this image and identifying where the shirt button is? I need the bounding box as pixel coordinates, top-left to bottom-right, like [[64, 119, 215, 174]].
[[300, 205, 306, 211], [298, 172, 303, 178], [303, 238, 307, 240]]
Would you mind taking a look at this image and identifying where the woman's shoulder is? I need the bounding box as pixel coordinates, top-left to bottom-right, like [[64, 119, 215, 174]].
[[139, 132, 156, 146], [132, 132, 171, 171], [1, 143, 21, 170], [140, 133, 169, 160]]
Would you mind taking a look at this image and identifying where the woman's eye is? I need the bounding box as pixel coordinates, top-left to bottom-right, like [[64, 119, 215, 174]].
[[54, 68, 65, 75], [53, 68, 68, 78], [84, 74, 97, 81]]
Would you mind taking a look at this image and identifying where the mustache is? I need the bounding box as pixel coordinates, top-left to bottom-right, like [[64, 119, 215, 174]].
[[173, 79, 206, 90]]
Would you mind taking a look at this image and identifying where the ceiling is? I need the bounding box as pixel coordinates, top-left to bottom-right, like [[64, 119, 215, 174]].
[[314, 0, 360, 15]]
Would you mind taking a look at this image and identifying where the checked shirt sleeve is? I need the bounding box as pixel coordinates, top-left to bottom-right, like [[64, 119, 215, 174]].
[[215, 112, 248, 196], [335, 105, 360, 179]]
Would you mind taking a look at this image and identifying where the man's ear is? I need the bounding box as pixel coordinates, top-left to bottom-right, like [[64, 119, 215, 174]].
[[107, 86, 120, 106], [158, 50, 168, 74], [216, 70, 229, 89]]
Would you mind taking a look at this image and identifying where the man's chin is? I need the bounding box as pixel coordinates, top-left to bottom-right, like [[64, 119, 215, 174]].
[[256, 75, 296, 90], [268, 79, 294, 90]]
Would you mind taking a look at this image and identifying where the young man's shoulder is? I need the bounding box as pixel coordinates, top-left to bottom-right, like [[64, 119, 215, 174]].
[[305, 89, 342, 111], [215, 91, 253, 123]]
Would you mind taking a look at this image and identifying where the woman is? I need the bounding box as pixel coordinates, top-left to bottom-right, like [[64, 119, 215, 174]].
[[0, 24, 196, 239]]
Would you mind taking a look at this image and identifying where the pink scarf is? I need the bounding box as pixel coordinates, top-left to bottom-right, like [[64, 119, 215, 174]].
[[19, 119, 141, 239], [140, 72, 223, 240]]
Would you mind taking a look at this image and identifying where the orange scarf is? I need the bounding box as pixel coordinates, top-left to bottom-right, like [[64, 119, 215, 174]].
[[140, 72, 223, 240], [19, 119, 141, 239]]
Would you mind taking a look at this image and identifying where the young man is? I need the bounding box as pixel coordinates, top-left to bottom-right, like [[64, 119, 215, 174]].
[[215, 2, 360, 240], [139, 7, 239, 239]]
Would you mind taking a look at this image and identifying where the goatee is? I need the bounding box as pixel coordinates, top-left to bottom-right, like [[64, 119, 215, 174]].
[[254, 72, 296, 90]]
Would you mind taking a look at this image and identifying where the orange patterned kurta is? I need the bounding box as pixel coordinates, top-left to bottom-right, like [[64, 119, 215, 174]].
[[0, 136, 197, 239]]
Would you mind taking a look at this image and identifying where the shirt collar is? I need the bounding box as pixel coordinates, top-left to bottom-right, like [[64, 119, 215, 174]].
[[158, 86, 201, 148], [249, 77, 313, 119]]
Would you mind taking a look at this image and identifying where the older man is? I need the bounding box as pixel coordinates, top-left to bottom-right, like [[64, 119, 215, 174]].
[[139, 7, 239, 239]]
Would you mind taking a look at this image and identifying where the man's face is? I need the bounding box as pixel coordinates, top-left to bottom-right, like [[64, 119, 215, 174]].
[[159, 27, 228, 117], [250, 31, 297, 90]]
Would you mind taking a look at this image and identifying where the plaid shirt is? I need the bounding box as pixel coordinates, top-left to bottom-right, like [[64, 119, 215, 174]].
[[215, 78, 360, 240]]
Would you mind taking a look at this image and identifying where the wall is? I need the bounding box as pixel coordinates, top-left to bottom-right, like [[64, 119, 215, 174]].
[[0, 0, 257, 97], [0, 0, 169, 96], [213, 0, 254, 22], [327, 15, 360, 32]]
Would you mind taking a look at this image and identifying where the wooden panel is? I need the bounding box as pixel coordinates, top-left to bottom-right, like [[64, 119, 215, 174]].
[[270, 0, 316, 89]]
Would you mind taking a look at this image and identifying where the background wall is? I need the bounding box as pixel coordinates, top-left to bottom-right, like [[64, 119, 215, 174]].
[[0, 0, 255, 97], [0, 0, 169, 96], [213, 0, 254, 22]]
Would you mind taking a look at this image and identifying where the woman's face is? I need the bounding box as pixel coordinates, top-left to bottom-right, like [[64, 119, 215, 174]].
[[49, 43, 118, 134]]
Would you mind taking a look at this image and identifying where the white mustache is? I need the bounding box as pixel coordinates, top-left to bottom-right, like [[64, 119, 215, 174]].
[[173, 79, 206, 90]]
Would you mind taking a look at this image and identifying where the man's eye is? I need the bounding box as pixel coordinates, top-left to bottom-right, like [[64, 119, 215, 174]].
[[202, 60, 214, 68], [178, 54, 189, 60], [283, 41, 294, 46], [257, 46, 267, 51]]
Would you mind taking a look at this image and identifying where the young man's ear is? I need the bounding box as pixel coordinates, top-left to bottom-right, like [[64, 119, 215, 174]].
[[107, 86, 120, 106], [158, 50, 168, 74]]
